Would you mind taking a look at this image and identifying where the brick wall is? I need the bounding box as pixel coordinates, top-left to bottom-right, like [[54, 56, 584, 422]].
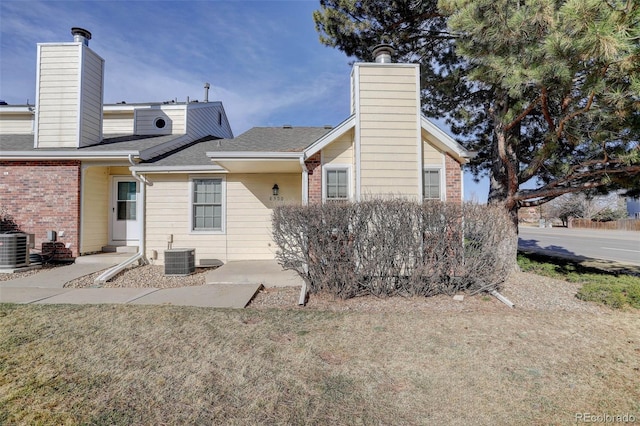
[[445, 154, 463, 203], [0, 160, 82, 257], [305, 152, 322, 204]]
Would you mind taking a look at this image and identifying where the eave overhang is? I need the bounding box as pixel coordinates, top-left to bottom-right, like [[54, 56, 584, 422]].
[[420, 116, 476, 164], [0, 150, 138, 160], [206, 151, 304, 173], [304, 115, 356, 158]]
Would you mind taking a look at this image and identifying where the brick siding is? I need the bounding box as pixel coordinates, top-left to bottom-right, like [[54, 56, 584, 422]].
[[305, 152, 322, 204], [444, 154, 463, 203], [0, 161, 82, 257]]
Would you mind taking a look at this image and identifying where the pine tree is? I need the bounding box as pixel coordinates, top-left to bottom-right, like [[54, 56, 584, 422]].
[[314, 0, 640, 261]]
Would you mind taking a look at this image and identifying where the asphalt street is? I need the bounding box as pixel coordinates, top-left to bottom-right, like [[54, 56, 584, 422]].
[[518, 226, 640, 266]]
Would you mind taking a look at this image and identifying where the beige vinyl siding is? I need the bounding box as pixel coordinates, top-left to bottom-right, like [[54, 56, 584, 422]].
[[103, 112, 134, 134], [135, 107, 186, 135], [186, 104, 233, 138], [423, 137, 445, 164], [79, 47, 103, 146], [35, 44, 81, 148], [81, 166, 109, 253], [145, 173, 301, 264], [322, 131, 353, 165], [357, 64, 420, 198], [0, 115, 34, 134]]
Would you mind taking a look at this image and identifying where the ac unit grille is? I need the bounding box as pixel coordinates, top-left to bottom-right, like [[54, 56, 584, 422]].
[[164, 248, 195, 276], [0, 233, 29, 268]]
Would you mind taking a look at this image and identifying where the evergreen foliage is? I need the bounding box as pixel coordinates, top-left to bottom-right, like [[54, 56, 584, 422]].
[[313, 0, 640, 212]]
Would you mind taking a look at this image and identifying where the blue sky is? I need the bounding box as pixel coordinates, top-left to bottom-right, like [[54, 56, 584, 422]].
[[0, 0, 489, 201]]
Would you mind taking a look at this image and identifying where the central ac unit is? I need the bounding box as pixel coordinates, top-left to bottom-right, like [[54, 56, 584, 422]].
[[164, 248, 195, 276], [0, 233, 29, 268]]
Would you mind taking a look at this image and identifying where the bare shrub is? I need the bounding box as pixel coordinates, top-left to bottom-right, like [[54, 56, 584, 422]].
[[0, 205, 20, 233], [272, 200, 515, 299]]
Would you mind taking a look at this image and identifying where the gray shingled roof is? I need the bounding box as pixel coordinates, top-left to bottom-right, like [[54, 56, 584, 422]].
[[209, 127, 332, 153], [135, 127, 332, 167], [0, 134, 186, 152], [1, 127, 334, 168]]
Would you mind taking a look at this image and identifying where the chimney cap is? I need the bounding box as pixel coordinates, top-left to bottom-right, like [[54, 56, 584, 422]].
[[71, 27, 92, 45], [372, 42, 395, 63]]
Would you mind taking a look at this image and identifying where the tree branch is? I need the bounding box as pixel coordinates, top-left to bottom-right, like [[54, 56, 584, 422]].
[[504, 96, 541, 132]]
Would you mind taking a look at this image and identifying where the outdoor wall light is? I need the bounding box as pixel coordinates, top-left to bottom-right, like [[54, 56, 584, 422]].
[[272, 184, 279, 196]]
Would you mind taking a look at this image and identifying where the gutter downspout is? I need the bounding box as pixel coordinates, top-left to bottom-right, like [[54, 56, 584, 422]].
[[94, 155, 151, 285], [298, 156, 309, 305]]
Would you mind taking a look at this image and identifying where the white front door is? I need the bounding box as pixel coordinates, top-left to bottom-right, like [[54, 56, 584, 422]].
[[111, 177, 140, 244]]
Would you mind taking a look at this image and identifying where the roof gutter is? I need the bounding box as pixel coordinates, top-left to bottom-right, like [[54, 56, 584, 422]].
[[206, 151, 303, 160], [0, 150, 138, 160], [129, 165, 227, 173]]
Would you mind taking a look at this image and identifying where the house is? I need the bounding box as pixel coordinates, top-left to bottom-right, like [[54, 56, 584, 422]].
[[627, 197, 640, 219], [1, 28, 473, 267]]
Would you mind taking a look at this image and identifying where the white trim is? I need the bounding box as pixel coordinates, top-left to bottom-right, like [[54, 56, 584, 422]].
[[77, 43, 84, 148], [420, 116, 474, 163], [33, 44, 42, 149], [130, 165, 226, 173], [300, 157, 309, 205], [0, 151, 138, 159], [188, 175, 226, 235], [423, 164, 445, 201], [109, 175, 142, 245], [353, 65, 362, 201], [323, 164, 353, 202], [303, 115, 356, 158], [415, 65, 423, 202], [207, 151, 303, 160]]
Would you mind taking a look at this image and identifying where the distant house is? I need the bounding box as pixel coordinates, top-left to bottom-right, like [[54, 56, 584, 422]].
[[628, 197, 640, 219], [0, 28, 473, 266]]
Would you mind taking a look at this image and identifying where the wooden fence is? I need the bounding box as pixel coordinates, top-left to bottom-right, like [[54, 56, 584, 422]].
[[570, 218, 640, 231]]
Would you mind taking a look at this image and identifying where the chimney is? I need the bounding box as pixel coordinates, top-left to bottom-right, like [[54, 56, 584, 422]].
[[372, 43, 395, 63], [204, 82, 210, 103], [71, 27, 92, 46]]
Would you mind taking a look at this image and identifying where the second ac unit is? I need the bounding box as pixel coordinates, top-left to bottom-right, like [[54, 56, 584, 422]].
[[164, 248, 195, 276]]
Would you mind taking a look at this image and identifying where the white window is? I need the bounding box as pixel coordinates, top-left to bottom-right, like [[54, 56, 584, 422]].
[[324, 166, 350, 202], [423, 168, 442, 200], [190, 177, 225, 233]]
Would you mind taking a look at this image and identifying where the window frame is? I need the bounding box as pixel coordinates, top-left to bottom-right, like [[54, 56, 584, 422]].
[[189, 176, 226, 234], [423, 167, 444, 201], [323, 164, 352, 202]]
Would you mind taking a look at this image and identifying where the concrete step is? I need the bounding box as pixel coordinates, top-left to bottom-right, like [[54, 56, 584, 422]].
[[101, 245, 139, 254]]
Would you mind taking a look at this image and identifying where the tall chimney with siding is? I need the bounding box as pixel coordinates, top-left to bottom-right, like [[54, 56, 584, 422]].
[[34, 27, 104, 148]]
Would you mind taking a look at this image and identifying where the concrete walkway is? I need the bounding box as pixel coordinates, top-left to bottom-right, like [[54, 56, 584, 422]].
[[0, 255, 296, 308]]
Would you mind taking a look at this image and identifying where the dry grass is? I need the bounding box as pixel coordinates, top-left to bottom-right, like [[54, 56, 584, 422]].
[[1, 303, 639, 425]]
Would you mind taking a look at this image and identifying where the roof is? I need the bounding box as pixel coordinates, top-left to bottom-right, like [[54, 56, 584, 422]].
[[209, 127, 332, 153], [0, 134, 185, 152]]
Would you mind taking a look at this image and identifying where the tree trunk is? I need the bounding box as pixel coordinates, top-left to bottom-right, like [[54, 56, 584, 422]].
[[488, 121, 520, 272]]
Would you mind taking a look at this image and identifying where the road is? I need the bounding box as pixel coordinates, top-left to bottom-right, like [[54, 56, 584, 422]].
[[518, 226, 640, 266]]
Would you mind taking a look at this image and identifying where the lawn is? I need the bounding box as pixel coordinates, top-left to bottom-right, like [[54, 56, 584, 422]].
[[517, 253, 640, 309], [1, 303, 639, 425]]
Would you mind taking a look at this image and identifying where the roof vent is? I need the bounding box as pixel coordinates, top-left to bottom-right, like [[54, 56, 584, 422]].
[[283, 124, 292, 129], [71, 27, 92, 46], [204, 83, 210, 103], [372, 42, 395, 63], [324, 125, 333, 129]]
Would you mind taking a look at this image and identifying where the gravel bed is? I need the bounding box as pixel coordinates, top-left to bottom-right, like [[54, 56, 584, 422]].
[[4, 262, 608, 314], [64, 264, 211, 289]]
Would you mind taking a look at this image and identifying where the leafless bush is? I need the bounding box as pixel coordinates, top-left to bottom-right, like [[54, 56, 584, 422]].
[[0, 205, 20, 233], [272, 200, 515, 299]]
